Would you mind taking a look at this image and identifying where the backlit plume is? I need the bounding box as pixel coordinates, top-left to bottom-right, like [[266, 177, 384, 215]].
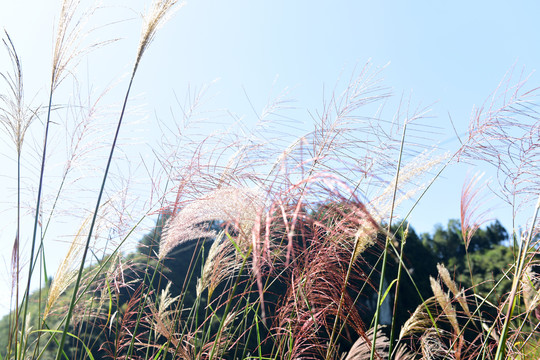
[[159, 187, 263, 259]]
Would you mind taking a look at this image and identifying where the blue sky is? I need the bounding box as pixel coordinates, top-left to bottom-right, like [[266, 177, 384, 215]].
[[0, 1, 539, 315]]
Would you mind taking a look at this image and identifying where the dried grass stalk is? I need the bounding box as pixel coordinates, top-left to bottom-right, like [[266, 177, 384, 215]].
[[399, 297, 437, 340], [344, 327, 389, 360], [437, 263, 471, 317], [430, 276, 460, 336], [421, 329, 453, 360]]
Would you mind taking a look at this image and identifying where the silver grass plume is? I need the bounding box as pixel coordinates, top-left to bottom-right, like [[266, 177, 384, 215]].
[[437, 263, 471, 317], [421, 329, 453, 360], [0, 32, 37, 154], [148, 282, 195, 359], [368, 148, 449, 224], [159, 187, 263, 259], [51, 0, 103, 89], [430, 276, 460, 336], [392, 344, 415, 360], [135, 0, 184, 70], [351, 217, 379, 261], [148, 281, 237, 359], [196, 231, 243, 298], [344, 327, 389, 360], [522, 264, 540, 317], [44, 202, 110, 320], [153, 281, 181, 336], [399, 297, 438, 340]]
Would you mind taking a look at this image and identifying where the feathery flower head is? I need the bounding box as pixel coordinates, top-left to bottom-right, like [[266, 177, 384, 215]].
[[437, 263, 471, 317], [430, 276, 460, 336], [460, 172, 493, 250], [135, 0, 184, 69], [159, 187, 264, 259], [368, 148, 449, 224], [0, 32, 37, 154]]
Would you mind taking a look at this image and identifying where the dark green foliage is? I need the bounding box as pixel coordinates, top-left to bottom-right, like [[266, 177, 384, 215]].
[[474, 220, 508, 251], [419, 219, 513, 303], [422, 219, 509, 263], [0, 214, 516, 359], [430, 219, 467, 263], [456, 245, 515, 302], [389, 225, 438, 328]]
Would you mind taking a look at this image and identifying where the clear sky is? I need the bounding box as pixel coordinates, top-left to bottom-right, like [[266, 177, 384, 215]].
[[0, 0, 539, 316]]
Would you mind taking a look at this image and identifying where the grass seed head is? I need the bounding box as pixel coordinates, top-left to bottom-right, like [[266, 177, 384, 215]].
[[437, 263, 471, 317], [136, 0, 184, 70], [159, 187, 263, 259], [430, 276, 460, 336]]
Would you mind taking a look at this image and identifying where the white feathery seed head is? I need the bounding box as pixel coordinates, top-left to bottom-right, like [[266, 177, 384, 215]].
[[159, 187, 264, 259], [351, 218, 378, 261], [369, 149, 449, 224], [136, 0, 184, 69]]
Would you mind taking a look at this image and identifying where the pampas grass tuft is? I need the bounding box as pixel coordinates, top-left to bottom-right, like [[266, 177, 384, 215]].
[[159, 187, 263, 259]]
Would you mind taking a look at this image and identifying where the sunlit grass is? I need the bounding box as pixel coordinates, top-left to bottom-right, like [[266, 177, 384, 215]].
[[0, 1, 539, 359]]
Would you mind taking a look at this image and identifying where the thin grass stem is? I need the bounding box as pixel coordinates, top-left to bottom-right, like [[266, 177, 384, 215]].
[[495, 194, 540, 360], [369, 121, 407, 360]]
